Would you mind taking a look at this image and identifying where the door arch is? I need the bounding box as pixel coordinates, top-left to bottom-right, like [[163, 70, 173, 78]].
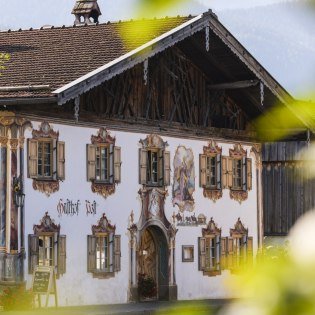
[[138, 225, 169, 300]]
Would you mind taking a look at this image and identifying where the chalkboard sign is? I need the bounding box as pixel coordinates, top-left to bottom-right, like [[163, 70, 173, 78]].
[[32, 266, 58, 308], [33, 270, 51, 294]]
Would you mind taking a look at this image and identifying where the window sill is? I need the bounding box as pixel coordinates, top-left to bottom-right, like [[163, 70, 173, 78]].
[[32, 179, 59, 196], [90, 271, 115, 279], [202, 270, 221, 277], [229, 190, 248, 203], [203, 189, 222, 202], [91, 181, 115, 198]]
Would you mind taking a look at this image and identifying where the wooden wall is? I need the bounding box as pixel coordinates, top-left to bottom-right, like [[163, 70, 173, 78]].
[[263, 141, 315, 236]]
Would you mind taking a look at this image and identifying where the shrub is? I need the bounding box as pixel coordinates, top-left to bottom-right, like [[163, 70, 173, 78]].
[[0, 286, 33, 311], [138, 273, 157, 298]]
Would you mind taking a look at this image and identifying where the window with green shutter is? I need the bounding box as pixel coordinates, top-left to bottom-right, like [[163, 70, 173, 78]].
[[87, 128, 121, 198], [87, 213, 121, 279]]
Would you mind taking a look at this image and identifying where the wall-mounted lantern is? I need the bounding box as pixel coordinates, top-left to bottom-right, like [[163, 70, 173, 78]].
[[13, 176, 25, 207]]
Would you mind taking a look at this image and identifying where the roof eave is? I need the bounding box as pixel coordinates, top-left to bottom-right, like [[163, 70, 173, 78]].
[[53, 10, 293, 109]]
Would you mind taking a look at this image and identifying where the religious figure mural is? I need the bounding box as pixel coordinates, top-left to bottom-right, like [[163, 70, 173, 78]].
[[172, 146, 195, 212]]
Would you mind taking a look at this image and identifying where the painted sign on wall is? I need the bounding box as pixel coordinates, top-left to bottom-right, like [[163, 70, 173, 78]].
[[57, 199, 97, 217]]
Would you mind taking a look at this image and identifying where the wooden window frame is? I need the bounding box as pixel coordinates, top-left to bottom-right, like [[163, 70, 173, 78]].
[[87, 128, 121, 198], [139, 134, 170, 188], [232, 158, 243, 191], [182, 245, 194, 262], [95, 144, 110, 184], [27, 122, 65, 196], [38, 233, 55, 267], [228, 218, 253, 273], [223, 144, 252, 203], [200, 141, 222, 202], [199, 218, 222, 277], [37, 138, 54, 180], [28, 212, 66, 278], [147, 148, 162, 187], [87, 214, 121, 279]]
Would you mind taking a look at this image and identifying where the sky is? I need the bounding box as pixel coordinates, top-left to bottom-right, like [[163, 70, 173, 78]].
[[0, 0, 290, 29], [0, 0, 314, 100]]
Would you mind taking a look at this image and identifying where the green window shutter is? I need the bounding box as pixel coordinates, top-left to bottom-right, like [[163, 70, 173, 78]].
[[227, 158, 233, 188], [57, 141, 65, 180], [198, 237, 206, 271], [27, 139, 38, 178], [158, 149, 164, 186], [247, 158, 252, 191], [199, 154, 207, 187], [57, 235, 66, 275], [220, 237, 227, 270], [139, 148, 148, 184], [216, 154, 222, 190], [28, 234, 39, 274], [216, 235, 221, 271], [114, 235, 121, 272], [87, 144, 96, 181], [114, 146, 121, 183], [87, 235, 96, 273], [242, 156, 247, 191], [109, 233, 114, 272], [109, 144, 114, 184], [52, 139, 57, 180], [222, 156, 227, 188], [227, 237, 235, 270], [163, 150, 171, 186]]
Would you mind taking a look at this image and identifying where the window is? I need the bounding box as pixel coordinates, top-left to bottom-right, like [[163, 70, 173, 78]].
[[232, 158, 242, 190], [87, 128, 121, 198], [227, 218, 253, 272], [87, 214, 121, 279], [28, 122, 65, 182], [28, 212, 66, 277], [199, 141, 222, 201], [182, 245, 194, 262], [198, 218, 223, 276], [139, 135, 170, 187], [37, 140, 53, 178], [222, 144, 252, 202], [38, 235, 54, 267]]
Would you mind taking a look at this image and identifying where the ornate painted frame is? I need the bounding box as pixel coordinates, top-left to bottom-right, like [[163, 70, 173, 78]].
[[202, 140, 222, 202], [229, 143, 248, 203], [90, 128, 116, 198], [31, 122, 60, 196], [201, 217, 221, 276]]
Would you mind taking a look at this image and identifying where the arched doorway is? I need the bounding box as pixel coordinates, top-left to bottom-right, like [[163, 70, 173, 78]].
[[138, 225, 169, 301]]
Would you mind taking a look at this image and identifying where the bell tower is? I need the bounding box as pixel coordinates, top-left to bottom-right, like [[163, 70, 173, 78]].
[[72, 0, 102, 25]]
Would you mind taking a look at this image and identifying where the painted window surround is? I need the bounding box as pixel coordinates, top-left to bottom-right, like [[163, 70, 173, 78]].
[[86, 128, 121, 198], [87, 213, 121, 279], [200, 141, 252, 203], [27, 122, 65, 196], [139, 134, 171, 188], [28, 212, 66, 278], [198, 218, 253, 277]]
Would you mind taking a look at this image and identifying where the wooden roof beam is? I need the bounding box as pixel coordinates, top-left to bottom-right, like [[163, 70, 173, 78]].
[[207, 80, 259, 90]]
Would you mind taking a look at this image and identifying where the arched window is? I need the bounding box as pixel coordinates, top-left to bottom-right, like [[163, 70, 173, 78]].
[[87, 213, 121, 279], [198, 218, 223, 276], [28, 212, 66, 277], [227, 218, 253, 272]]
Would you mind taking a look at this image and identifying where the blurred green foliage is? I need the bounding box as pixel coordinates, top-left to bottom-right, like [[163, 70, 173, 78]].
[[225, 244, 315, 315], [254, 98, 315, 142]]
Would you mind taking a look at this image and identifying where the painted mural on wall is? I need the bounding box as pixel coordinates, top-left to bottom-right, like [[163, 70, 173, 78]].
[[172, 146, 195, 212]]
